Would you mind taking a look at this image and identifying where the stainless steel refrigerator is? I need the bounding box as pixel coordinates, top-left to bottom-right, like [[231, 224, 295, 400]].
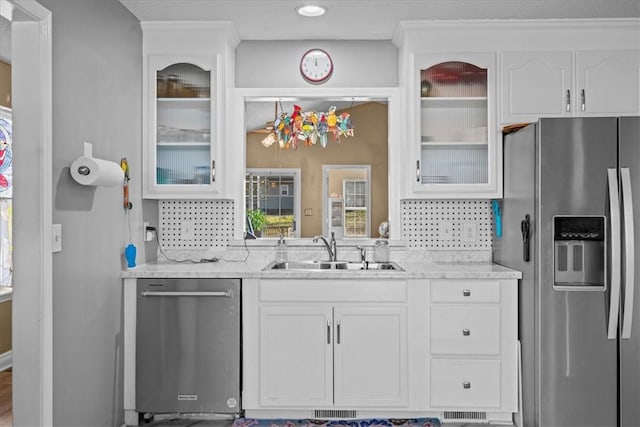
[[493, 117, 640, 427]]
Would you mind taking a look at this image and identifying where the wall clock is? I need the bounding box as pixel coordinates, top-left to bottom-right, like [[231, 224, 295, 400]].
[[300, 48, 333, 83]]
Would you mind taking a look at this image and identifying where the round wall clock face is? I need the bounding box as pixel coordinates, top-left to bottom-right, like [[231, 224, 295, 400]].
[[300, 48, 333, 83]]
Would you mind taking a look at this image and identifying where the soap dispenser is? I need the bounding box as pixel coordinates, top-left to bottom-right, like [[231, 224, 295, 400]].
[[275, 233, 287, 263]]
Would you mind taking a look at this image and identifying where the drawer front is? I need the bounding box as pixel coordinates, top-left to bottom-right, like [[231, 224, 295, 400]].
[[430, 358, 501, 408], [430, 306, 501, 355], [259, 279, 407, 302], [431, 280, 500, 303]]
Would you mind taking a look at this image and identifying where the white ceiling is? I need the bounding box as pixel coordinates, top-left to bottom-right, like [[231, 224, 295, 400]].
[[119, 0, 640, 40]]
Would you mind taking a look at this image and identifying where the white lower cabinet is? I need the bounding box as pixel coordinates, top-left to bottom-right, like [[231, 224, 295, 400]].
[[245, 278, 410, 417], [259, 306, 333, 407], [428, 279, 518, 423], [243, 277, 518, 422], [333, 306, 408, 407], [430, 359, 501, 408], [259, 304, 408, 408]]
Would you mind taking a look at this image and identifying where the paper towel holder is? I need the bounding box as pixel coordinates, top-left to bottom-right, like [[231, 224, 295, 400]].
[[70, 142, 125, 187]]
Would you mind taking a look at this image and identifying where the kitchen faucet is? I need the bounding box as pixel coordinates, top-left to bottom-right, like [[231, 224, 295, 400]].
[[313, 232, 338, 261]]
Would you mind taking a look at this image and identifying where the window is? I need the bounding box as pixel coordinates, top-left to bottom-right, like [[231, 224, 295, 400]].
[[245, 169, 301, 237], [343, 179, 368, 237]]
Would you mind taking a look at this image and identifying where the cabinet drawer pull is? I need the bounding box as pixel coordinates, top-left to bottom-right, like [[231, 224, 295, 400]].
[[462, 328, 471, 336], [337, 320, 341, 344], [463, 381, 471, 389], [463, 289, 471, 297]]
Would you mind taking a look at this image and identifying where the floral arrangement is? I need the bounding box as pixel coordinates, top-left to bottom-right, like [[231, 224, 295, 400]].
[[261, 104, 354, 149]]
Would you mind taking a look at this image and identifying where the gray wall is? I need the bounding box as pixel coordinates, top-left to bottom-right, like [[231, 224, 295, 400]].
[[236, 40, 398, 87], [38, 0, 143, 425]]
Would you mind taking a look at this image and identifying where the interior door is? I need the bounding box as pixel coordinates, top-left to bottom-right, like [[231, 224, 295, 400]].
[[619, 116, 640, 427]]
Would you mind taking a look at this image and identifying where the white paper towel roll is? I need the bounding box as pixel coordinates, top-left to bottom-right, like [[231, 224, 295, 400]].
[[70, 156, 124, 186]]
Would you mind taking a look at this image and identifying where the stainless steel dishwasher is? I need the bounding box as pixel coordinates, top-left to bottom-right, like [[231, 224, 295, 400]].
[[136, 278, 241, 415]]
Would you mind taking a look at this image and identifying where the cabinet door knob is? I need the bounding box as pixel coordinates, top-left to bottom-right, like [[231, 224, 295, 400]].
[[463, 289, 471, 297], [462, 328, 471, 336], [463, 381, 471, 389]]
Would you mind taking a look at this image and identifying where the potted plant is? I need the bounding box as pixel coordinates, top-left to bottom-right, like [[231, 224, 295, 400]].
[[247, 209, 267, 237]]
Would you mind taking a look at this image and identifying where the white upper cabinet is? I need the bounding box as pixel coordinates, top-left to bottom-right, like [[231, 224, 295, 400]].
[[412, 52, 501, 198], [502, 49, 640, 123], [142, 22, 238, 199], [147, 55, 218, 197], [576, 50, 640, 116], [501, 51, 573, 122], [396, 19, 638, 199]]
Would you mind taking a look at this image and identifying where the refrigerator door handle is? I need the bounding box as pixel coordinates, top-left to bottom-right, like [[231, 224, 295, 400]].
[[621, 168, 635, 339], [607, 168, 622, 340]]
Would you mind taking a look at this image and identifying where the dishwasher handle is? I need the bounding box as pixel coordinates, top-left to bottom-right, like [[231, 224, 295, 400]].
[[141, 290, 232, 297]]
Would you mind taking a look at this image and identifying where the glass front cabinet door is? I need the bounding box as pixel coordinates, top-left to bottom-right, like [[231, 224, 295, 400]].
[[413, 53, 501, 198], [144, 55, 219, 198]]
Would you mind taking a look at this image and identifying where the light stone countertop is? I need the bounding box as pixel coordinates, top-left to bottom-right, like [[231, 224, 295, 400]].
[[121, 258, 521, 280], [122, 242, 521, 280]]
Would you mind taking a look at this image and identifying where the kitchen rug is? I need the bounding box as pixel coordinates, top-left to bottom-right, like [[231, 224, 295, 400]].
[[232, 418, 441, 427]]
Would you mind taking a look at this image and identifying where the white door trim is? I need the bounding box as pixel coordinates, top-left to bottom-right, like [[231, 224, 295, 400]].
[[11, 1, 53, 425]]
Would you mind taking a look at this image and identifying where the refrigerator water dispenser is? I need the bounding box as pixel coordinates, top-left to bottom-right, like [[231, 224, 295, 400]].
[[553, 216, 606, 290]]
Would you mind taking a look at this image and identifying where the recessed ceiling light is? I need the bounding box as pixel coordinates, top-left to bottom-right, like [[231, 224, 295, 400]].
[[296, 5, 327, 17]]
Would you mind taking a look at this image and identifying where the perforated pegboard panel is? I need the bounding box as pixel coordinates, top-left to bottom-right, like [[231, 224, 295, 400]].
[[159, 200, 234, 249], [401, 200, 492, 249]]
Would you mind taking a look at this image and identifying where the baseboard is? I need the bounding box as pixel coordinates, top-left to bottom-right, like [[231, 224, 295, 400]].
[[0, 350, 12, 371]]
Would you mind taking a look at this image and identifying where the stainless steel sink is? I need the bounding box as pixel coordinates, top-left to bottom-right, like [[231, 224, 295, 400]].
[[342, 262, 402, 270], [266, 261, 341, 270], [263, 260, 403, 271]]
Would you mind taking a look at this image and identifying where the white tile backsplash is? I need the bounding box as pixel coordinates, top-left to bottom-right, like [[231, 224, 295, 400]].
[[158, 199, 494, 255], [400, 199, 492, 249], [159, 199, 234, 249]]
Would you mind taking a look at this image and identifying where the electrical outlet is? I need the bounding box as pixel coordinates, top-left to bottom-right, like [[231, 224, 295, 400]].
[[144, 221, 157, 242], [463, 222, 477, 243], [52, 224, 62, 253], [181, 220, 195, 241], [439, 221, 454, 241]]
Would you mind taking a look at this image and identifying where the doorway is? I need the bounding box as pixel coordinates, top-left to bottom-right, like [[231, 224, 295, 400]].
[[322, 165, 371, 238], [3, 1, 53, 425]]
